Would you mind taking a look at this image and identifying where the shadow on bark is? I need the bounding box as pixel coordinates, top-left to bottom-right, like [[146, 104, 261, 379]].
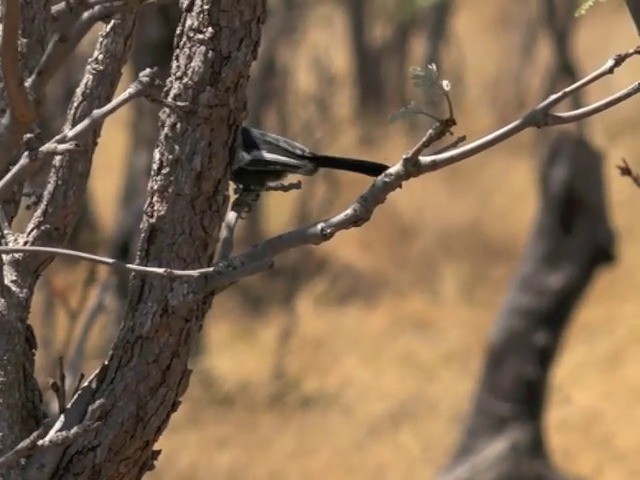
[[438, 132, 615, 480]]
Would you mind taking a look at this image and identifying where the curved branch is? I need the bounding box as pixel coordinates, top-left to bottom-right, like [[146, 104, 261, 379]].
[[1, 0, 37, 127]]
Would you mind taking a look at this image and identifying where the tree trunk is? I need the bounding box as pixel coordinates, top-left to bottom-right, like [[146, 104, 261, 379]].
[[0, 1, 265, 478], [37, 1, 265, 477], [438, 133, 615, 480]]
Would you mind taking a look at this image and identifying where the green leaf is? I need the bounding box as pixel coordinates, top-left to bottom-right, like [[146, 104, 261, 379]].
[[575, 0, 606, 17], [388, 101, 426, 123]]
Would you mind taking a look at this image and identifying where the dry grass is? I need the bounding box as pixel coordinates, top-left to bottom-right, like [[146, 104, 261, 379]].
[[35, 1, 640, 478]]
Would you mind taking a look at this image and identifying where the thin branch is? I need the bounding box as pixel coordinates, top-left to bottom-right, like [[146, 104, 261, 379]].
[[0, 0, 129, 174], [545, 81, 640, 124], [0, 0, 38, 127], [66, 278, 114, 388], [0, 46, 637, 294], [55, 357, 67, 415], [417, 46, 640, 172], [0, 245, 272, 289], [31, 1, 130, 91], [0, 69, 161, 201], [217, 192, 259, 261], [617, 158, 640, 188], [430, 135, 467, 155]]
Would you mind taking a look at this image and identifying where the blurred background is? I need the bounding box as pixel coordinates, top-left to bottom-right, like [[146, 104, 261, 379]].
[[30, 0, 640, 478]]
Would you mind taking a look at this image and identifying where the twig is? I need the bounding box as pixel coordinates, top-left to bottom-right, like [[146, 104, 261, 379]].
[[56, 357, 67, 414], [0, 68, 161, 200], [66, 278, 114, 389], [206, 47, 640, 276], [0, 47, 637, 294], [430, 135, 467, 155], [31, 1, 130, 90], [403, 118, 456, 175], [617, 158, 640, 188], [418, 46, 640, 173], [217, 192, 259, 261], [0, 245, 271, 289]]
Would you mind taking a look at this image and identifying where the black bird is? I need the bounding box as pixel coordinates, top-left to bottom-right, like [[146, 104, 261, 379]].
[[232, 126, 389, 190]]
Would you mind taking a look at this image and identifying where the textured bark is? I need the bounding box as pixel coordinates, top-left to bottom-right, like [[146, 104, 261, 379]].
[[1, 7, 138, 478], [0, 2, 53, 476], [110, 2, 179, 310], [28, 1, 266, 478], [438, 133, 615, 480]]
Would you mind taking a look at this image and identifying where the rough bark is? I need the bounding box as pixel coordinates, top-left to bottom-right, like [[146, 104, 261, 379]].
[[110, 2, 179, 307], [23, 1, 266, 478], [0, 7, 138, 479], [438, 133, 615, 480]]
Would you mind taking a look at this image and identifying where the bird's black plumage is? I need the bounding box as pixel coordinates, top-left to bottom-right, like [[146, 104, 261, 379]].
[[232, 127, 389, 189]]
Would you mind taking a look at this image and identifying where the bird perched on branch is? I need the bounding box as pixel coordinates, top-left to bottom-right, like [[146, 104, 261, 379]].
[[232, 126, 389, 190]]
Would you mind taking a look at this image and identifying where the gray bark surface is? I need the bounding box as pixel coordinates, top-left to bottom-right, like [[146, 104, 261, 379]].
[[40, 1, 265, 478]]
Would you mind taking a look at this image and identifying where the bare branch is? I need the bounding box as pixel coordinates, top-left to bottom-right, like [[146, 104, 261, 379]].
[[544, 81, 640, 124], [0, 245, 271, 289], [417, 46, 640, 172], [66, 278, 114, 388], [430, 135, 467, 155], [0, 46, 637, 297], [0, 412, 102, 473], [617, 158, 640, 188], [31, 1, 131, 91], [0, 68, 161, 202], [0, 0, 38, 127], [0, 420, 52, 472], [0, 0, 130, 174], [217, 192, 260, 261]]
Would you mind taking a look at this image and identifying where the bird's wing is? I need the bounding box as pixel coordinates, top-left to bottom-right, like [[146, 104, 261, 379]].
[[239, 152, 318, 175], [241, 127, 312, 158]]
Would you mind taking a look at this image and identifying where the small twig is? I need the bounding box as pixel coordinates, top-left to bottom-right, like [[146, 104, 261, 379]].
[[0, 47, 636, 298], [48, 379, 64, 416], [418, 46, 640, 173], [0, 68, 161, 200], [403, 118, 456, 175], [0, 245, 271, 289], [72, 373, 86, 398], [217, 192, 259, 261], [57, 357, 67, 414], [66, 278, 114, 388], [617, 158, 640, 188], [31, 1, 129, 90], [430, 135, 467, 155]]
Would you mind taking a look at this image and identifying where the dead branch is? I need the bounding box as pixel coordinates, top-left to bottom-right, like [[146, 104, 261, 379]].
[[0, 46, 637, 292], [1, 0, 37, 127], [617, 158, 640, 188], [0, 68, 161, 201]]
